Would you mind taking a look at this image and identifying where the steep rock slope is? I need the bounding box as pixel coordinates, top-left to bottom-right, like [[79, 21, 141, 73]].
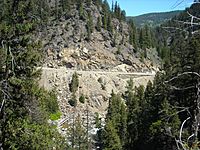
[[36, 1, 160, 128], [34, 1, 160, 72]]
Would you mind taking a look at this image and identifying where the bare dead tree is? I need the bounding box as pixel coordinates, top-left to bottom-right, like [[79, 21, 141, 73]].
[[163, 1, 200, 36], [165, 72, 200, 149]]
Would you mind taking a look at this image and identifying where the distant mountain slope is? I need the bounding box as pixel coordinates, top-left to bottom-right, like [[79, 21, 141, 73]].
[[127, 10, 182, 27]]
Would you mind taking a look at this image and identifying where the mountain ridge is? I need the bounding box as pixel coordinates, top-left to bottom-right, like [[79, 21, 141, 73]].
[[127, 10, 182, 27]]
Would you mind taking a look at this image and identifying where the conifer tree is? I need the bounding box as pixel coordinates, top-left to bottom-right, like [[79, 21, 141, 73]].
[[126, 83, 140, 149], [102, 0, 110, 31], [121, 10, 126, 21], [96, 16, 102, 31], [107, 14, 113, 34], [119, 103, 127, 147], [102, 14, 108, 30], [129, 20, 137, 49], [86, 11, 94, 41], [68, 115, 88, 149], [0, 1, 66, 149], [93, 0, 102, 9], [103, 91, 127, 149], [103, 120, 122, 150], [78, 1, 84, 20], [69, 72, 79, 93]]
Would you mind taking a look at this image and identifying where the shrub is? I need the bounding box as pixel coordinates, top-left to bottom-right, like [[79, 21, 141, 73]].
[[68, 93, 77, 107], [101, 84, 106, 90], [69, 72, 79, 93], [95, 112, 101, 128], [98, 77, 103, 83], [79, 94, 85, 104], [50, 111, 62, 121]]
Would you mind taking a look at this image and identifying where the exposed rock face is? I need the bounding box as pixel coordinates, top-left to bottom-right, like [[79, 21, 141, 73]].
[[33, 2, 160, 72], [36, 1, 160, 136], [39, 67, 155, 119]]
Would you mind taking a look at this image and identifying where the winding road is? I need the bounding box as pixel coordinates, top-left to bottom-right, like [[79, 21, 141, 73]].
[[40, 67, 156, 77]]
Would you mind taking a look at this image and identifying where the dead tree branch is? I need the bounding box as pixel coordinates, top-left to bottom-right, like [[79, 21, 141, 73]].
[[178, 117, 191, 150], [165, 72, 200, 84]]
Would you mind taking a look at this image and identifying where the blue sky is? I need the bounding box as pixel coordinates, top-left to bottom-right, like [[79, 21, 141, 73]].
[[107, 0, 193, 16]]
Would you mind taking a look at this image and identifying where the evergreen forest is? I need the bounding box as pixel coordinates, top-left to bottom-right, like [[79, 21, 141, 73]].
[[0, 0, 200, 150]]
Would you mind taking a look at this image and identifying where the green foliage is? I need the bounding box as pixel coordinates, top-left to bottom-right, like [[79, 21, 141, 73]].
[[69, 72, 79, 93], [86, 11, 94, 41], [60, 0, 71, 12], [78, 2, 85, 20], [116, 45, 121, 55], [102, 14, 108, 30], [103, 120, 122, 150], [69, 93, 77, 107], [95, 112, 101, 128], [101, 84, 106, 90], [139, 25, 152, 49], [0, 1, 65, 149], [102, 73, 182, 150], [130, 10, 182, 27], [103, 92, 127, 149], [102, 0, 110, 30], [67, 115, 88, 149], [96, 16, 102, 31], [149, 120, 162, 135], [43, 90, 59, 114], [2, 119, 66, 150], [107, 14, 113, 34], [113, 1, 126, 21], [50, 111, 62, 121], [129, 20, 137, 48], [98, 77, 103, 83], [79, 94, 85, 104]]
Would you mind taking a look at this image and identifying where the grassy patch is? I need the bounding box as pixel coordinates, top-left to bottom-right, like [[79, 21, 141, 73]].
[[50, 111, 62, 121]]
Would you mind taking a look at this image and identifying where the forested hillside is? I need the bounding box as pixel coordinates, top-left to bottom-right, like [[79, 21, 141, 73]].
[[128, 10, 182, 27], [1, 0, 200, 150], [0, 0, 66, 149], [102, 2, 200, 150], [0, 0, 159, 149]]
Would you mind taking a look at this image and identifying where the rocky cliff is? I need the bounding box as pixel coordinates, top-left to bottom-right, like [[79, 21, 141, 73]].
[[36, 1, 160, 134], [34, 2, 160, 72]]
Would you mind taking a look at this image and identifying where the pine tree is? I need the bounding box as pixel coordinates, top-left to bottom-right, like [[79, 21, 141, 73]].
[[129, 20, 137, 49], [111, 0, 114, 13], [86, 11, 94, 41], [139, 25, 152, 49], [96, 16, 102, 31], [0, 1, 65, 149], [74, 115, 88, 149], [60, 0, 65, 12], [55, 0, 60, 20], [102, 0, 110, 30], [102, 14, 107, 30], [102, 120, 122, 150], [93, 0, 102, 9], [121, 10, 126, 21], [107, 14, 113, 34], [119, 103, 127, 147], [126, 85, 140, 149], [78, 1, 84, 20], [102, 0, 110, 12], [69, 72, 79, 93], [103, 91, 127, 149]]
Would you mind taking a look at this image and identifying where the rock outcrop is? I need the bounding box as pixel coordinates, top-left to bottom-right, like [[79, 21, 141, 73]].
[[36, 1, 160, 136]]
